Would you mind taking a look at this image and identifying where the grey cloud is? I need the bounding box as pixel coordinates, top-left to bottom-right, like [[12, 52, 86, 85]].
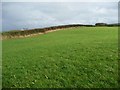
[[0, 3, 1, 18], [2, 2, 118, 31]]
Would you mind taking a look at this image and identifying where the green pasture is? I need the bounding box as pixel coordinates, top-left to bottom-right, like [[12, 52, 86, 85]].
[[2, 27, 118, 88]]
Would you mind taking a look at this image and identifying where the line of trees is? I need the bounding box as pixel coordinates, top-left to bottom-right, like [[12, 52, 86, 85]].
[[2, 23, 119, 39], [2, 24, 94, 38], [95, 23, 119, 26]]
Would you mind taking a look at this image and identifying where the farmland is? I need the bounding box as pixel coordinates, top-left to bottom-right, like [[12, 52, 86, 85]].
[[2, 27, 118, 88]]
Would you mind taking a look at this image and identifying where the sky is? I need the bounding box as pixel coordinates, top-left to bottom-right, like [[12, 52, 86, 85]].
[[1, 0, 119, 31]]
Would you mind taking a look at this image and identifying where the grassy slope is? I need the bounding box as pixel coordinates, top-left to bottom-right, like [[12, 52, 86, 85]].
[[2, 27, 118, 88]]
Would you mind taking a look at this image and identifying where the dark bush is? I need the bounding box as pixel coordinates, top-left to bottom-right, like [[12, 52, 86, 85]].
[[95, 23, 107, 26]]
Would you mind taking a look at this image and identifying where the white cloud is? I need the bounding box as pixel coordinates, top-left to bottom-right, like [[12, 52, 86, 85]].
[[1, 0, 120, 2], [0, 2, 2, 32], [2, 2, 118, 31]]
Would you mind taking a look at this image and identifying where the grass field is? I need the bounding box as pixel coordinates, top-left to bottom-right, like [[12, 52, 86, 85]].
[[2, 27, 118, 88]]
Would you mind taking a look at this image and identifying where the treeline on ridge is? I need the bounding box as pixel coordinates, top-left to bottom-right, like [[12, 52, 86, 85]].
[[2, 23, 119, 39]]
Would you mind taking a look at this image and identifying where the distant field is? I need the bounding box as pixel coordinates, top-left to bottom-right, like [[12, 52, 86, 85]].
[[2, 27, 118, 88]]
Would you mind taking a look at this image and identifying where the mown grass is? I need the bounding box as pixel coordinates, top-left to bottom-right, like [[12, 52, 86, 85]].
[[2, 27, 118, 88]]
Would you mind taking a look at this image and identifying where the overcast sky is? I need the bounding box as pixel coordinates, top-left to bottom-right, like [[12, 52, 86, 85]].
[[1, 1, 118, 31]]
